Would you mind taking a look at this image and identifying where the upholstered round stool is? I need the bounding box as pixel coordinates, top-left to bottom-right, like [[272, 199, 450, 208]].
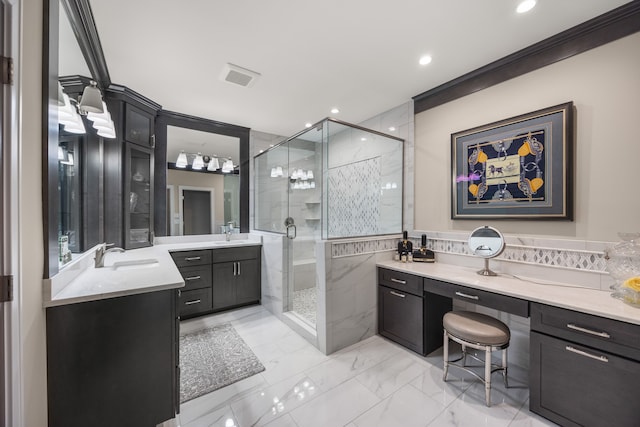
[[442, 311, 510, 406]]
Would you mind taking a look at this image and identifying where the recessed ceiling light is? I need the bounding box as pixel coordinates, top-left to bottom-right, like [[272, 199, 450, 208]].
[[259, 149, 264, 153], [516, 0, 536, 13], [305, 123, 312, 128], [361, 137, 367, 141], [388, 126, 396, 132], [419, 55, 432, 66], [269, 144, 274, 147], [331, 108, 340, 114]]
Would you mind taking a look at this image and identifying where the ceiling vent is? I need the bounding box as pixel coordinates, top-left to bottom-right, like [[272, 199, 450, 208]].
[[221, 63, 261, 88]]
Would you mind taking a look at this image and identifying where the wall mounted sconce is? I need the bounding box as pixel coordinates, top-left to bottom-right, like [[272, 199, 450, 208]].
[[289, 169, 316, 190], [58, 82, 116, 139]]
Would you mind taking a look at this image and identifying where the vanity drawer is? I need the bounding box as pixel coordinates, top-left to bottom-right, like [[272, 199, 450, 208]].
[[378, 267, 423, 297], [424, 277, 529, 317], [178, 265, 212, 291], [531, 303, 640, 360], [171, 250, 212, 267], [212, 245, 261, 263], [178, 288, 212, 318]]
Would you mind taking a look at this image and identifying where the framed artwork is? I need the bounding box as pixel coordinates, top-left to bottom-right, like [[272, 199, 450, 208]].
[[451, 102, 573, 219]]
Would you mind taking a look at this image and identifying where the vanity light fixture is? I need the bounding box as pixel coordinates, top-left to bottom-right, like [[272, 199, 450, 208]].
[[192, 153, 205, 170], [175, 151, 188, 168], [78, 80, 104, 114], [207, 156, 220, 171], [221, 158, 234, 173], [86, 101, 117, 139]]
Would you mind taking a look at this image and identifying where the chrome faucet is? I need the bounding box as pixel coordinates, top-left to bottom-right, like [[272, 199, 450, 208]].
[[226, 221, 234, 241], [94, 243, 125, 268]]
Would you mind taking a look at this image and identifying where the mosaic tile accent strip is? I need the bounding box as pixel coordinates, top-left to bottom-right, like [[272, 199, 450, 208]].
[[327, 157, 381, 238], [293, 288, 317, 327], [331, 236, 608, 273]]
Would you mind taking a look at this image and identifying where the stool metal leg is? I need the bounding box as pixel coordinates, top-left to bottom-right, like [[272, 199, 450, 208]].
[[443, 330, 449, 381], [485, 346, 491, 406], [502, 348, 508, 388]]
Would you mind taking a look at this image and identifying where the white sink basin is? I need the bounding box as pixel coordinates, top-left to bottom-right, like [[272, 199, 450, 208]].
[[110, 258, 160, 271]]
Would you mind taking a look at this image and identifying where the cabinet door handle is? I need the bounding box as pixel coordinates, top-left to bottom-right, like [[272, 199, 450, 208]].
[[237, 262, 241, 276], [184, 256, 201, 261], [565, 345, 609, 363], [184, 276, 201, 281], [455, 291, 479, 300], [566, 323, 611, 339], [390, 278, 406, 285], [233, 262, 236, 276], [389, 290, 406, 298], [151, 134, 156, 148], [185, 299, 201, 306]]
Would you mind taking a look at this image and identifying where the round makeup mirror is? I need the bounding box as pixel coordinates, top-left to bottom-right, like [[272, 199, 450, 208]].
[[468, 226, 505, 276]]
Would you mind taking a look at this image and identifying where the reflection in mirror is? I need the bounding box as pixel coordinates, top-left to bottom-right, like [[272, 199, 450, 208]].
[[166, 126, 240, 236], [468, 225, 505, 276]]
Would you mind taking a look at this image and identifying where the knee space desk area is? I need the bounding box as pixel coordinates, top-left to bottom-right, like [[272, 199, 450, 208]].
[[377, 260, 640, 427]]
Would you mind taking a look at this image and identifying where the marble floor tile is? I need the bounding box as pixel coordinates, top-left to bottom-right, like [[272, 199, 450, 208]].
[[175, 306, 558, 427], [355, 351, 429, 399], [230, 373, 321, 427], [352, 383, 445, 427], [288, 379, 380, 427]]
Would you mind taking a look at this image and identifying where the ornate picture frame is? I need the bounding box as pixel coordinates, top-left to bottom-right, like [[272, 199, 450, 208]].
[[451, 102, 573, 220]]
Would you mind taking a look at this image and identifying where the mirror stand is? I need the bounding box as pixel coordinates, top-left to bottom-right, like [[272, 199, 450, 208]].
[[478, 258, 498, 276]]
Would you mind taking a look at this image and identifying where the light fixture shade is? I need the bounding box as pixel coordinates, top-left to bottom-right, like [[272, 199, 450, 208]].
[[57, 82, 66, 106], [276, 166, 283, 177], [62, 111, 86, 134], [221, 158, 234, 173], [176, 151, 188, 168], [270, 168, 277, 178], [209, 157, 220, 171], [97, 126, 116, 139], [60, 152, 74, 166], [310, 181, 316, 189], [87, 101, 112, 125], [307, 170, 314, 179], [192, 153, 205, 170], [58, 93, 77, 124], [92, 119, 115, 132], [78, 81, 104, 114]]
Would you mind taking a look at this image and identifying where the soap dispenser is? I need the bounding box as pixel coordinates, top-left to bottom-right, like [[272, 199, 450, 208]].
[[397, 231, 413, 262]]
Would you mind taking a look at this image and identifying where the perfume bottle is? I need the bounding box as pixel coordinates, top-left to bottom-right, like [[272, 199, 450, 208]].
[[397, 231, 413, 262]]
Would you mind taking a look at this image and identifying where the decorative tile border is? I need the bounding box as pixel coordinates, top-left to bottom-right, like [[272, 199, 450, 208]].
[[331, 235, 608, 273]]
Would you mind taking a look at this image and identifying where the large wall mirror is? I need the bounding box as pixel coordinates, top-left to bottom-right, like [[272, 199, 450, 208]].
[[43, 0, 250, 278]]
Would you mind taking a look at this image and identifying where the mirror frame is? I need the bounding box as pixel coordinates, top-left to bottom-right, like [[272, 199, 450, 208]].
[[43, 0, 111, 277], [44, 0, 251, 278], [155, 110, 250, 236]]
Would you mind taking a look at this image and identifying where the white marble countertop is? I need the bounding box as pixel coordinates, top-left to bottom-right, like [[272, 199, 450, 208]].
[[44, 235, 262, 308], [377, 260, 640, 326]]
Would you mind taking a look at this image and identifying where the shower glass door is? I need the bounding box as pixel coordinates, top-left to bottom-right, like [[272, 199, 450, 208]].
[[285, 124, 323, 328]]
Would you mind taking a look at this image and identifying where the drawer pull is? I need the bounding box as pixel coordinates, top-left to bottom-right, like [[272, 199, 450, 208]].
[[184, 256, 201, 261], [185, 299, 201, 306], [390, 278, 407, 285], [565, 345, 609, 363], [185, 276, 201, 281], [389, 290, 406, 298], [566, 323, 611, 339], [455, 291, 479, 300]]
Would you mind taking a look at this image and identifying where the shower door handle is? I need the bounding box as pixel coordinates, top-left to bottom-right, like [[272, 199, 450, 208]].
[[285, 217, 296, 239]]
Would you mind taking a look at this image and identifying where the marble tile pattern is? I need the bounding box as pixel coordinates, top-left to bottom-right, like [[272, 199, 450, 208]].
[[167, 306, 556, 427], [327, 157, 382, 238], [292, 288, 317, 326], [331, 233, 609, 273]]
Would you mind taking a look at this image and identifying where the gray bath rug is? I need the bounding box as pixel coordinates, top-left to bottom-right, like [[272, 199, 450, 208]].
[[180, 322, 265, 403]]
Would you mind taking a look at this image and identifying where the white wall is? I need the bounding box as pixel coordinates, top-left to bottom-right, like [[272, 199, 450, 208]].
[[414, 32, 640, 242], [20, 0, 48, 425]]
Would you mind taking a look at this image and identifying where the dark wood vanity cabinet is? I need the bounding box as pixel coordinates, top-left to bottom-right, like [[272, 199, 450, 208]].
[[46, 290, 179, 427], [377, 268, 450, 355], [530, 303, 640, 427], [172, 245, 261, 319]]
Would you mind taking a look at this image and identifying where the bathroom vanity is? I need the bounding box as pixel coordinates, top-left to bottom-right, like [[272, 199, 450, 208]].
[[377, 261, 640, 427], [43, 237, 262, 427]]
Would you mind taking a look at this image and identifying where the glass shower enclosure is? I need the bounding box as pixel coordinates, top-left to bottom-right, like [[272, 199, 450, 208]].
[[255, 118, 403, 330]]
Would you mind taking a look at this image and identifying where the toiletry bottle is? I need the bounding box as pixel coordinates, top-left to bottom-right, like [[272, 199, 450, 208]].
[[398, 231, 413, 262]]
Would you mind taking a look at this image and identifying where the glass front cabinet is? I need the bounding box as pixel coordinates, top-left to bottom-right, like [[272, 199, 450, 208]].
[[125, 143, 154, 249]]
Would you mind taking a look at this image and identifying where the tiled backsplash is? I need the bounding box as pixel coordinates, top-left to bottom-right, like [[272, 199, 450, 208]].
[[331, 232, 610, 274]]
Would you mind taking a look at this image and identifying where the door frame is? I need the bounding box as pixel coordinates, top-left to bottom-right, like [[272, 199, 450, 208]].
[[177, 185, 215, 236], [1, 1, 21, 426]]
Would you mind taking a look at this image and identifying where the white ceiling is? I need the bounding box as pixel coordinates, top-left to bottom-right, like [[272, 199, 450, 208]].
[[86, 0, 629, 138]]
